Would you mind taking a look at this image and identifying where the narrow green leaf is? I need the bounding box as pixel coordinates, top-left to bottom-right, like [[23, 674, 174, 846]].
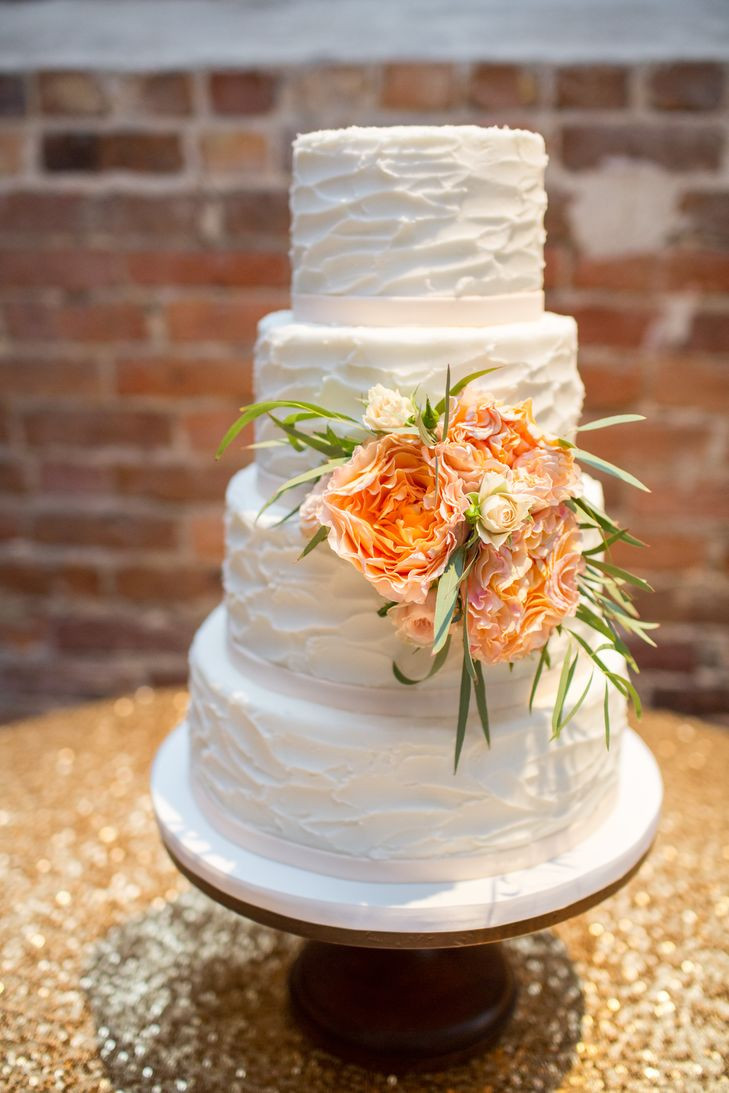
[[454, 646, 472, 773], [551, 646, 577, 740], [442, 365, 452, 440], [422, 396, 439, 431], [571, 496, 623, 536], [269, 414, 350, 459], [434, 366, 500, 415], [529, 642, 551, 713], [462, 594, 476, 681], [473, 660, 491, 747], [587, 558, 654, 593], [603, 684, 611, 749], [256, 458, 347, 520], [393, 636, 452, 686], [216, 399, 359, 460], [582, 527, 647, 556], [271, 503, 301, 528], [577, 414, 646, 433], [298, 524, 329, 560], [433, 547, 465, 654], [559, 670, 594, 733], [377, 600, 397, 618], [244, 438, 287, 451], [574, 449, 650, 493]]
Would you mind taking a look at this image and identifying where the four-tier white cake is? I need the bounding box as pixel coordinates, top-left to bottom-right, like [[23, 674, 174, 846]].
[[185, 125, 627, 884]]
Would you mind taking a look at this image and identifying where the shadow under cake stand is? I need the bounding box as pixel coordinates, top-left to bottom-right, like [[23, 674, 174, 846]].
[[151, 725, 662, 1072]]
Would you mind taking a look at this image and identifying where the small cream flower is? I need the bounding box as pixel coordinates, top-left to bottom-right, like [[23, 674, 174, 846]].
[[476, 471, 534, 548], [362, 384, 413, 432]]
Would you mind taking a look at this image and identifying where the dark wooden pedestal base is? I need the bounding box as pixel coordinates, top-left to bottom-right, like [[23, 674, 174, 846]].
[[289, 940, 517, 1072]]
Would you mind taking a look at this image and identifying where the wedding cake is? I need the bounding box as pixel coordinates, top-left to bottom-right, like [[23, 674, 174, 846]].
[[185, 126, 631, 884]]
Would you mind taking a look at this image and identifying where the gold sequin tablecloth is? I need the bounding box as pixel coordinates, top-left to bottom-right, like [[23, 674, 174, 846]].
[[1, 691, 727, 1092]]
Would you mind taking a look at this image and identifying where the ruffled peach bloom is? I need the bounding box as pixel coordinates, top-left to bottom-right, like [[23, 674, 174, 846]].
[[513, 443, 581, 508], [362, 384, 413, 432], [319, 433, 468, 604], [467, 504, 584, 664], [299, 475, 330, 537], [390, 589, 437, 647]]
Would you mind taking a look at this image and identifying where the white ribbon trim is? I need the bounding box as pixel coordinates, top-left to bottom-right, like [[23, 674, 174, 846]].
[[190, 759, 619, 883], [292, 291, 544, 328]]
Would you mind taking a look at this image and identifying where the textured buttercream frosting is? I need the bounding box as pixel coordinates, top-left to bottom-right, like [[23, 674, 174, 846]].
[[291, 125, 547, 301]]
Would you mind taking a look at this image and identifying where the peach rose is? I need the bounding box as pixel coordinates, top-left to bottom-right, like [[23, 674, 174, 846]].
[[476, 470, 536, 548], [513, 443, 581, 509], [319, 433, 468, 604], [390, 589, 437, 646], [467, 504, 584, 664], [362, 384, 413, 432], [299, 475, 330, 537]]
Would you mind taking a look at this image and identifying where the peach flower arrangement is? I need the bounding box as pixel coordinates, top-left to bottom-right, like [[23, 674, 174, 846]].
[[218, 367, 654, 768]]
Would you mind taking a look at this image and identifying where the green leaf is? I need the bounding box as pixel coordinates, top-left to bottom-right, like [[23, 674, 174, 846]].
[[571, 496, 623, 536], [558, 670, 594, 733], [473, 660, 491, 747], [244, 438, 287, 450], [575, 603, 634, 663], [551, 646, 578, 740], [574, 449, 650, 493], [604, 684, 611, 749], [586, 558, 654, 593], [422, 396, 439, 431], [216, 399, 359, 460], [529, 642, 551, 713], [433, 548, 465, 654], [393, 636, 452, 686], [269, 414, 348, 459], [462, 594, 476, 682], [298, 524, 329, 560], [377, 600, 397, 618], [454, 646, 472, 773], [441, 365, 452, 440], [272, 503, 301, 528], [256, 458, 347, 520], [578, 414, 646, 433], [434, 366, 500, 415], [582, 526, 647, 555]]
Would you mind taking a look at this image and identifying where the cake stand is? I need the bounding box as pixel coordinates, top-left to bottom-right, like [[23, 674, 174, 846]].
[[151, 724, 662, 1072]]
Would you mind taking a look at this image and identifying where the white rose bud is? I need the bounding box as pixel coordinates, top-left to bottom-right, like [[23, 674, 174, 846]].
[[362, 384, 413, 432], [476, 471, 534, 549]]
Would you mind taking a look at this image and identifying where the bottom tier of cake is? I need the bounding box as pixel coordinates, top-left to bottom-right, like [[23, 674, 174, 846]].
[[186, 606, 626, 883]]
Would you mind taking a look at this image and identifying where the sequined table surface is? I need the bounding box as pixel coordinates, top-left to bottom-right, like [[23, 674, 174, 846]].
[[0, 691, 727, 1093]]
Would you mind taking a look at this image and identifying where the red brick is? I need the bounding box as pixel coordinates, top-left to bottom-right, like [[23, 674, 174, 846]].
[[285, 66, 375, 112], [663, 250, 729, 293], [43, 131, 183, 174], [381, 63, 460, 111], [187, 511, 225, 562], [0, 191, 88, 237], [648, 356, 729, 413], [0, 614, 49, 653], [0, 506, 22, 541], [581, 359, 643, 410], [200, 130, 268, 174], [684, 310, 729, 353], [625, 480, 729, 523], [649, 63, 725, 111], [613, 531, 701, 571], [0, 249, 124, 290], [0, 132, 25, 176], [0, 559, 101, 597], [586, 420, 709, 476], [573, 254, 662, 293], [468, 64, 537, 109], [543, 246, 571, 291], [556, 65, 628, 109], [4, 301, 147, 342], [652, 681, 729, 717], [31, 509, 176, 550], [165, 293, 287, 343], [220, 190, 290, 239], [628, 640, 698, 673], [0, 358, 101, 398], [209, 70, 278, 115], [123, 72, 193, 116], [54, 611, 195, 654], [39, 461, 113, 494], [0, 459, 27, 493], [124, 249, 289, 287], [182, 407, 251, 453], [116, 356, 250, 399], [114, 461, 232, 502], [23, 407, 172, 449], [561, 123, 723, 172], [38, 71, 108, 115], [679, 192, 729, 250], [0, 74, 26, 116], [544, 189, 573, 246], [114, 563, 220, 603], [570, 304, 654, 348]]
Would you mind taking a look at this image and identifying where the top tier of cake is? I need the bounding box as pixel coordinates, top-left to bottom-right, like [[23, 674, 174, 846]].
[[290, 125, 547, 320]]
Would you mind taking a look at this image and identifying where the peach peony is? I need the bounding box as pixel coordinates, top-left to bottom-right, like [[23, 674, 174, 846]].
[[319, 433, 468, 604], [466, 504, 584, 664], [390, 589, 437, 647], [512, 443, 580, 508]]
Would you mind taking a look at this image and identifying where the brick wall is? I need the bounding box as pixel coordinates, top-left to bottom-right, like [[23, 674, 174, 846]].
[[1, 62, 727, 722]]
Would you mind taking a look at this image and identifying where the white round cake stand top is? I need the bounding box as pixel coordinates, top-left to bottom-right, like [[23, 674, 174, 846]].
[[151, 724, 662, 947]]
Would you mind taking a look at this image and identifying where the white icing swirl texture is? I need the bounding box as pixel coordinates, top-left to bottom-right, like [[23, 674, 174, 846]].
[[292, 126, 547, 300], [254, 310, 582, 484]]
